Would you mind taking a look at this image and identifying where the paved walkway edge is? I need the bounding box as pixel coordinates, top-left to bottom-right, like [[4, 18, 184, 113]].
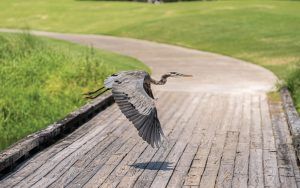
[[281, 87, 300, 161], [0, 93, 114, 177]]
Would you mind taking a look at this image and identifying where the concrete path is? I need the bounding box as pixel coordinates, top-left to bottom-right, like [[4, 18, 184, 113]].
[[1, 30, 300, 188]]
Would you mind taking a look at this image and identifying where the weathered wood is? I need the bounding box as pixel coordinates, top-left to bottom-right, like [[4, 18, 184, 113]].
[[232, 175, 248, 188], [116, 93, 197, 188], [269, 99, 298, 187], [278, 90, 300, 186], [260, 95, 280, 187], [13, 106, 120, 186], [248, 95, 264, 188], [82, 92, 176, 187], [98, 92, 183, 188], [199, 95, 236, 187], [0, 93, 114, 177], [47, 92, 170, 188], [134, 95, 199, 187], [19, 111, 126, 187], [151, 94, 215, 188], [281, 88, 300, 161], [65, 121, 136, 188], [182, 94, 229, 186], [2, 91, 300, 188], [232, 94, 251, 188], [0, 104, 119, 187], [215, 95, 242, 188], [215, 131, 239, 188], [175, 94, 228, 187], [132, 95, 202, 188]]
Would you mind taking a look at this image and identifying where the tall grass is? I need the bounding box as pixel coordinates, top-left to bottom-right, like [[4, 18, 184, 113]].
[[0, 33, 148, 150], [287, 64, 300, 112]]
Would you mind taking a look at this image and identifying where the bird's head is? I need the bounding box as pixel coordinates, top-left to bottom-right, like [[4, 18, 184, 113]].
[[167, 72, 193, 78]]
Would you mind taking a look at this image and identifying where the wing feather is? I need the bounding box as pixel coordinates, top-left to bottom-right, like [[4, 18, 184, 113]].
[[108, 71, 165, 147]]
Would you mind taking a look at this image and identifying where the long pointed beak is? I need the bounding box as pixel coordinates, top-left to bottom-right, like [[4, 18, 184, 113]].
[[181, 74, 193, 77]]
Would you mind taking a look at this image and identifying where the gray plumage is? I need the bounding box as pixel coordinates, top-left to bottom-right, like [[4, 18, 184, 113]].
[[84, 70, 192, 148]]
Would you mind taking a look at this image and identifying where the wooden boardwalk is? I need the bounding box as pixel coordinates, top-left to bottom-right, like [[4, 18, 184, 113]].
[[0, 30, 299, 187], [1, 92, 300, 187]]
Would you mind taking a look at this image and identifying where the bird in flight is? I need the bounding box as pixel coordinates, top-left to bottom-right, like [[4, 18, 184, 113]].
[[84, 71, 192, 148]]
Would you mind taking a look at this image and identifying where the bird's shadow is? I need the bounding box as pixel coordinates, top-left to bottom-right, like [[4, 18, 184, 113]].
[[129, 161, 173, 171]]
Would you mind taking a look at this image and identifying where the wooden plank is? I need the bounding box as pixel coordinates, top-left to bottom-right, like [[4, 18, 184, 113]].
[[80, 138, 138, 188], [184, 94, 231, 186], [215, 131, 239, 188], [260, 95, 280, 187], [232, 94, 251, 188], [248, 95, 264, 188], [0, 93, 114, 176], [132, 95, 203, 188], [287, 143, 300, 184], [150, 94, 217, 188], [82, 92, 177, 187], [31, 115, 131, 188], [15, 107, 124, 188], [64, 92, 178, 187], [198, 133, 227, 188], [228, 94, 243, 132], [100, 141, 149, 188], [232, 175, 248, 188], [116, 93, 198, 188], [215, 95, 243, 188], [281, 88, 300, 161], [64, 120, 136, 188], [249, 149, 264, 188], [80, 92, 193, 188], [269, 99, 297, 187], [48, 136, 117, 187], [94, 92, 184, 188], [4, 106, 120, 186], [260, 94, 276, 151], [47, 92, 172, 188], [199, 95, 237, 188], [173, 94, 229, 187], [1, 105, 117, 187], [263, 150, 280, 187]]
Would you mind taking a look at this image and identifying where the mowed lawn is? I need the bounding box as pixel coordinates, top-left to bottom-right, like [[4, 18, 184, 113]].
[[0, 0, 299, 110], [0, 33, 148, 150]]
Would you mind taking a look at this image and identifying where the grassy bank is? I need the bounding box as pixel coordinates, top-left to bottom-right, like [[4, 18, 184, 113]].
[[0, 0, 299, 110], [0, 33, 148, 150], [287, 64, 300, 112]]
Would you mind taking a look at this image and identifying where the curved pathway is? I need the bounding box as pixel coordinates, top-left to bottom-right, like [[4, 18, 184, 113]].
[[1, 29, 300, 188]]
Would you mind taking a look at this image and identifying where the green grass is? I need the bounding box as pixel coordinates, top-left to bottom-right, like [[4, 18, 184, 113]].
[[286, 64, 300, 112], [0, 0, 299, 110], [0, 32, 148, 150]]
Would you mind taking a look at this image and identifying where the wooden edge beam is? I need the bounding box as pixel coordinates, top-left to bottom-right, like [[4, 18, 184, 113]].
[[280, 87, 300, 161], [0, 92, 114, 177]]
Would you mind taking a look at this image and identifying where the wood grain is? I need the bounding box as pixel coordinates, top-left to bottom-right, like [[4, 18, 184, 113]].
[[1, 92, 300, 188]]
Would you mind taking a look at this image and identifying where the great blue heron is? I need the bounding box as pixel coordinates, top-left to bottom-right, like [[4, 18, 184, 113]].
[[84, 71, 192, 148]]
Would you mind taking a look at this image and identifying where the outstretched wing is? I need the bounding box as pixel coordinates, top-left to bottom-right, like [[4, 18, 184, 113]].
[[110, 71, 166, 147]]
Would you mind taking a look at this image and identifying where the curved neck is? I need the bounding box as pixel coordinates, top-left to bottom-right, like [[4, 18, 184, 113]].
[[150, 74, 170, 85]]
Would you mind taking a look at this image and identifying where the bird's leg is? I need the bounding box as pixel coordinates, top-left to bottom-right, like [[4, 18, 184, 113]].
[[85, 88, 109, 99], [83, 86, 105, 96]]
